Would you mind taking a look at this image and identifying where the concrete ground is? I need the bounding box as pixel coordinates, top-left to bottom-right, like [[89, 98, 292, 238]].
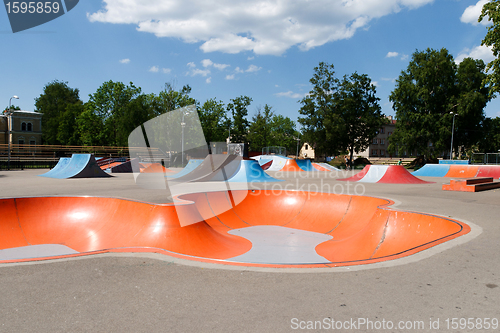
[[0, 169, 499, 332]]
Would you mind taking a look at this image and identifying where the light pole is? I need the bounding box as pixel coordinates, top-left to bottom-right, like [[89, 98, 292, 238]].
[[295, 137, 300, 159], [181, 111, 188, 166], [450, 112, 457, 160], [7, 95, 19, 170]]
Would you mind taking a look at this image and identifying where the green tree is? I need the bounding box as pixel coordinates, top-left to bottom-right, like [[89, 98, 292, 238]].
[[198, 98, 230, 144], [247, 104, 274, 152], [57, 102, 84, 145], [389, 48, 489, 158], [227, 96, 252, 143], [453, 58, 490, 152], [35, 80, 82, 145], [298, 62, 338, 156], [479, 117, 500, 153], [2, 105, 20, 112], [480, 0, 500, 96], [269, 114, 299, 154], [153, 83, 196, 115], [335, 72, 386, 165], [299, 62, 384, 162], [82, 80, 142, 146]]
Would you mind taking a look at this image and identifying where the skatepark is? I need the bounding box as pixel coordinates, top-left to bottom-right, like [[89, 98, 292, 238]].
[[0, 161, 499, 332]]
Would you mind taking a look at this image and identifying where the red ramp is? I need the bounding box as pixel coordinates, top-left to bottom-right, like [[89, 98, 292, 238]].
[[339, 165, 433, 184]]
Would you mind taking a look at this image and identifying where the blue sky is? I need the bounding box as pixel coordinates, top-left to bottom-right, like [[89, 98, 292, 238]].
[[1, 0, 499, 126]]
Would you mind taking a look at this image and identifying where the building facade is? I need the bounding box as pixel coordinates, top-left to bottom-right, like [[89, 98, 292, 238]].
[[1, 110, 43, 146]]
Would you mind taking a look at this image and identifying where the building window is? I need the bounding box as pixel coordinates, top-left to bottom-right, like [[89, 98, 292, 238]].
[[380, 139, 385, 145], [380, 127, 385, 134], [18, 138, 25, 145], [373, 138, 378, 144], [30, 140, 36, 145], [380, 150, 385, 156], [21, 122, 26, 131], [27, 123, 32, 131], [388, 132, 392, 136], [305, 144, 309, 150], [372, 149, 378, 156]]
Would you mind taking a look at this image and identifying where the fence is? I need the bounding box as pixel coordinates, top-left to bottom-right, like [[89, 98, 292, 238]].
[[471, 153, 500, 165], [0, 144, 170, 170]]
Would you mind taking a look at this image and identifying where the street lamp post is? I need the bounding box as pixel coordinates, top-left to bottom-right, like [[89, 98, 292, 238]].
[[450, 112, 457, 160], [7, 95, 19, 170], [181, 111, 187, 167], [296, 137, 300, 159]]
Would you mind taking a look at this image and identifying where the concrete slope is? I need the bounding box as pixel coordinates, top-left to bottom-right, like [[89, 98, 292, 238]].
[[412, 164, 500, 179], [171, 154, 235, 182], [227, 160, 283, 183], [0, 191, 470, 267], [280, 159, 304, 172], [195, 155, 242, 182], [295, 159, 315, 171], [141, 163, 173, 173], [167, 159, 204, 179], [412, 164, 450, 177], [39, 158, 71, 178], [339, 165, 432, 184], [476, 165, 500, 178], [39, 154, 111, 179], [266, 156, 290, 171]]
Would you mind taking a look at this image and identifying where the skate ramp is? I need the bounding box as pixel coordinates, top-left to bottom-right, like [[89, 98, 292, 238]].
[[339, 165, 433, 184], [226, 160, 283, 183], [168, 159, 204, 179], [412, 164, 450, 177], [412, 164, 500, 179], [39, 158, 71, 178], [140, 163, 172, 173], [0, 191, 470, 267], [266, 156, 289, 171], [171, 154, 238, 182], [280, 159, 304, 172], [39, 154, 111, 179], [295, 159, 315, 171]]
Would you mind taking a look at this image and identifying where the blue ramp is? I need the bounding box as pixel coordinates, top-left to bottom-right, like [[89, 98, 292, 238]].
[[167, 159, 204, 179], [40, 154, 111, 179], [39, 157, 71, 178], [411, 164, 450, 177], [228, 160, 283, 183], [295, 159, 315, 171]]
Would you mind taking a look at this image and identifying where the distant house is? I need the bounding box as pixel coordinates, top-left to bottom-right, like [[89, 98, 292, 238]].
[[299, 142, 315, 159], [1, 110, 42, 146]]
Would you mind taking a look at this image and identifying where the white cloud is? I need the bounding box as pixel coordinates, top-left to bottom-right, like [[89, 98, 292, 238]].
[[461, 0, 490, 26], [162, 68, 172, 74], [226, 74, 236, 80], [88, 0, 434, 56], [206, 77, 212, 83], [119, 58, 130, 64], [149, 66, 159, 72], [201, 59, 213, 68], [201, 58, 230, 70], [275, 91, 305, 99], [455, 45, 494, 64], [246, 64, 262, 72], [386, 52, 399, 58]]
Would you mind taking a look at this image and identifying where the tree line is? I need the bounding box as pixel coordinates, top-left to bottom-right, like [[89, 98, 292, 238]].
[[34, 81, 299, 154]]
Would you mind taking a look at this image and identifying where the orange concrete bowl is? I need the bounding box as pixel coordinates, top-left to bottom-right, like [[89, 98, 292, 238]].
[[0, 190, 470, 268]]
